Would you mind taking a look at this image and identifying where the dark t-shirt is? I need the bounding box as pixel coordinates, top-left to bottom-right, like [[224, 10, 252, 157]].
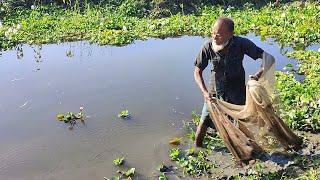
[[194, 36, 264, 105]]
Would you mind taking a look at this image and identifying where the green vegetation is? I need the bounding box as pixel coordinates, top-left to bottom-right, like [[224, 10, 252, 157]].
[[166, 114, 218, 177], [56, 106, 85, 129], [276, 51, 320, 132], [107, 157, 136, 180], [0, 1, 319, 50], [158, 172, 167, 180], [118, 109, 131, 119], [113, 157, 125, 166], [124, 168, 135, 177], [171, 148, 216, 177]]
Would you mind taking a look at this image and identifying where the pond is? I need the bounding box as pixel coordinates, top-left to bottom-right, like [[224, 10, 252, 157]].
[[0, 34, 299, 179]]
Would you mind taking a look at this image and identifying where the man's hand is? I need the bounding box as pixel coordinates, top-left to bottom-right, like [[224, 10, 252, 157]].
[[249, 68, 263, 81], [249, 74, 259, 81], [203, 91, 216, 102]]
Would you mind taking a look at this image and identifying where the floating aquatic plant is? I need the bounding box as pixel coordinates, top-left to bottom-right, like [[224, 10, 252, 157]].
[[113, 157, 125, 166], [118, 109, 131, 119], [56, 106, 85, 129]]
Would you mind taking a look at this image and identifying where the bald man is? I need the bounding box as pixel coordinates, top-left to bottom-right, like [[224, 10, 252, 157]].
[[194, 17, 268, 147]]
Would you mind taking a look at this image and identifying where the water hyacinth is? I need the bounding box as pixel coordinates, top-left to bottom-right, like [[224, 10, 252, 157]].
[[4, 24, 22, 37], [0, 1, 319, 50], [5, 28, 16, 37]]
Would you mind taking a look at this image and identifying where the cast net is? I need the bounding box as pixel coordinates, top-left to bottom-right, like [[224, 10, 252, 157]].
[[207, 52, 302, 161]]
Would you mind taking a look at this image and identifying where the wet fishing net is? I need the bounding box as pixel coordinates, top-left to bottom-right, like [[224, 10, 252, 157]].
[[207, 52, 303, 162]]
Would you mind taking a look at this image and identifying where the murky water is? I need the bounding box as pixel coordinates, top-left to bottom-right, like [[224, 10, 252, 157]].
[[0, 34, 301, 179]]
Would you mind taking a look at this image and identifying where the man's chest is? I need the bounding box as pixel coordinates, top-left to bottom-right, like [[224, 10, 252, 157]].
[[209, 48, 244, 72]]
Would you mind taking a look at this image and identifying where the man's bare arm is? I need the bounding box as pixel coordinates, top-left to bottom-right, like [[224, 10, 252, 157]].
[[194, 66, 213, 102], [250, 51, 275, 80]]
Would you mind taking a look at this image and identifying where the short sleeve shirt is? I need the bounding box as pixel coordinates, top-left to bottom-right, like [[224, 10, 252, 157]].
[[194, 36, 264, 105]]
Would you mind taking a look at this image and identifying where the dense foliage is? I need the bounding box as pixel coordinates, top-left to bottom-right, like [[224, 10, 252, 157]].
[[1, 1, 319, 50], [0, 0, 294, 17], [276, 51, 320, 132]]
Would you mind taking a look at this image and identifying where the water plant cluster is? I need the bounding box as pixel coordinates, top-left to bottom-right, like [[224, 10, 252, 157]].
[[276, 50, 320, 132], [118, 109, 131, 119], [0, 2, 319, 50], [106, 157, 135, 180], [56, 106, 85, 129]]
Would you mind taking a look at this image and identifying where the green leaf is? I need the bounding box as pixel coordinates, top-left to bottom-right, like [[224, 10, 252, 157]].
[[56, 113, 65, 121], [118, 109, 131, 119], [125, 168, 135, 177], [169, 148, 180, 160], [159, 172, 167, 180], [113, 157, 124, 166], [285, 63, 293, 68], [185, 148, 195, 155]]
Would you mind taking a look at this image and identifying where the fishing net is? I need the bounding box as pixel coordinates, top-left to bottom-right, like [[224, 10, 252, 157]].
[[207, 52, 302, 162]]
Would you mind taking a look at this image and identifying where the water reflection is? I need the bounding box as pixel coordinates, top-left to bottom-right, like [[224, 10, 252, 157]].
[[66, 43, 75, 58], [32, 45, 42, 63], [15, 44, 23, 60]]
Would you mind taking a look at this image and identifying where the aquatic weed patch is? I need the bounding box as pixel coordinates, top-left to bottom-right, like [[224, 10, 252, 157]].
[[1, 2, 320, 50], [165, 113, 222, 178], [276, 51, 320, 132], [169, 147, 217, 177], [106, 156, 137, 180], [118, 109, 131, 119], [113, 157, 125, 166], [56, 106, 85, 130]]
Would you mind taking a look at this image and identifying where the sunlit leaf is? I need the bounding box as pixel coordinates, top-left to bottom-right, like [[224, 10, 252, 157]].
[[113, 157, 124, 166], [56, 113, 65, 121], [125, 168, 135, 177]]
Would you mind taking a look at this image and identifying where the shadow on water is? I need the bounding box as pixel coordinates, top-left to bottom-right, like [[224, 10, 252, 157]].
[[0, 34, 318, 179]]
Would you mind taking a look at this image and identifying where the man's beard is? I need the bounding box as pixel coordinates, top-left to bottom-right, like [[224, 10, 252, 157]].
[[211, 39, 229, 52]]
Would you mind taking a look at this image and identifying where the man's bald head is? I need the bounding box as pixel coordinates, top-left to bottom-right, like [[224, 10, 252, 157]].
[[214, 17, 234, 33], [211, 17, 234, 46]]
